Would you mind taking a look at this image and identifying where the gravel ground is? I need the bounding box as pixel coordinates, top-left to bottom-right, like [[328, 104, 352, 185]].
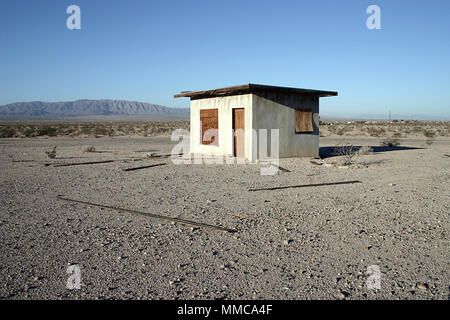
[[0, 136, 448, 300]]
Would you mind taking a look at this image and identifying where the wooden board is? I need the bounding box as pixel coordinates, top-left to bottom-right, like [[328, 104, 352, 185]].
[[233, 108, 245, 158], [200, 109, 218, 145], [295, 109, 313, 133]]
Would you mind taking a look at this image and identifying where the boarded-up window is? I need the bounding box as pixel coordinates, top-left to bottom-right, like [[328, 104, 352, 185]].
[[200, 109, 219, 145], [295, 109, 313, 133]]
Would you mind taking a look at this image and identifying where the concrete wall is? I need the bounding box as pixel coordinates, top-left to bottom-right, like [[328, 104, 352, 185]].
[[189, 94, 253, 160], [189, 92, 319, 161], [251, 92, 319, 159]]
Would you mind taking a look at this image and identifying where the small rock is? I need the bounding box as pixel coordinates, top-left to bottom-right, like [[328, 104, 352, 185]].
[[336, 290, 350, 299], [336, 292, 345, 299], [417, 283, 429, 291], [282, 240, 293, 245]]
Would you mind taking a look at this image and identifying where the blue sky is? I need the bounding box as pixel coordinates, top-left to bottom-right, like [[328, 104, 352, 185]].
[[1, 0, 449, 119]]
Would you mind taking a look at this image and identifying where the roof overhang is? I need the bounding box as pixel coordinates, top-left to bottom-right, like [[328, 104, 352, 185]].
[[174, 83, 338, 99]]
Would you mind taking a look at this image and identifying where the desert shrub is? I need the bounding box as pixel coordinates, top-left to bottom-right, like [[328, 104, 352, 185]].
[[23, 127, 35, 137], [422, 129, 435, 138], [80, 125, 92, 135], [45, 146, 57, 159], [333, 143, 357, 165], [367, 127, 386, 137], [60, 126, 76, 135], [37, 126, 57, 136], [335, 128, 346, 136], [381, 138, 400, 147], [412, 126, 423, 133], [328, 125, 350, 136], [0, 127, 17, 138], [93, 125, 109, 136]]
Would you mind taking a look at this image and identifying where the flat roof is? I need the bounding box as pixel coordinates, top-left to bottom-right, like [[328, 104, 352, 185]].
[[174, 83, 338, 99]]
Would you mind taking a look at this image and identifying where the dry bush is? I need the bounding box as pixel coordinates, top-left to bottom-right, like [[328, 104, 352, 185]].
[[37, 126, 57, 136], [422, 129, 435, 138], [0, 126, 17, 138], [381, 138, 400, 147], [45, 146, 57, 159], [333, 143, 357, 165], [357, 146, 373, 155], [367, 127, 386, 137]]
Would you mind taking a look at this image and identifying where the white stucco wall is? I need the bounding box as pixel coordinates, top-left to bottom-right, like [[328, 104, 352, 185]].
[[189, 94, 253, 160], [189, 92, 319, 162]]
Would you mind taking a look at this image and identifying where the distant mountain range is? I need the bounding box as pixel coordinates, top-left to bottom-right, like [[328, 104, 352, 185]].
[[0, 99, 190, 120], [322, 113, 449, 121]]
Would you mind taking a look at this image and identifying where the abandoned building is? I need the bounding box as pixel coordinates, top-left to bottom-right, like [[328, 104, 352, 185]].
[[174, 84, 337, 162]]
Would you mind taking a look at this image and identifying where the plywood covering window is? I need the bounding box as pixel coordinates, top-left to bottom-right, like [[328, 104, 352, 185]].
[[200, 109, 219, 146], [295, 109, 313, 133]]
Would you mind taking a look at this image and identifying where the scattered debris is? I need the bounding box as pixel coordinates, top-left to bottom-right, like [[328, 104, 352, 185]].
[[310, 159, 324, 166], [145, 152, 159, 158], [144, 152, 183, 159], [134, 149, 159, 153], [248, 180, 362, 192], [271, 164, 291, 173], [82, 145, 96, 153], [55, 196, 237, 233], [122, 163, 166, 172]]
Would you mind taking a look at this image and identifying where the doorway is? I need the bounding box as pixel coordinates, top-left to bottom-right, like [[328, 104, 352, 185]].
[[232, 108, 245, 158]]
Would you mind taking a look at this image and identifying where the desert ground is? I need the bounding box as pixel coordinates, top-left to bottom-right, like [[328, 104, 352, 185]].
[[0, 121, 448, 300]]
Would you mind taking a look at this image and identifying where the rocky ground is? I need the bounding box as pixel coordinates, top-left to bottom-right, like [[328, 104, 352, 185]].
[[0, 135, 448, 300]]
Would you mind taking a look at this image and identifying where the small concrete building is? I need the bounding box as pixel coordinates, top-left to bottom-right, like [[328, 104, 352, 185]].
[[174, 84, 337, 162]]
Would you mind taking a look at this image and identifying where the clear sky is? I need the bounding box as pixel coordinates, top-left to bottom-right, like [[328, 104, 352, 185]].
[[1, 0, 449, 119]]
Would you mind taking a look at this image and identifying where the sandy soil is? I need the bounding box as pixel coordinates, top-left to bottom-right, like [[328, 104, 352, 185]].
[[0, 135, 448, 300]]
